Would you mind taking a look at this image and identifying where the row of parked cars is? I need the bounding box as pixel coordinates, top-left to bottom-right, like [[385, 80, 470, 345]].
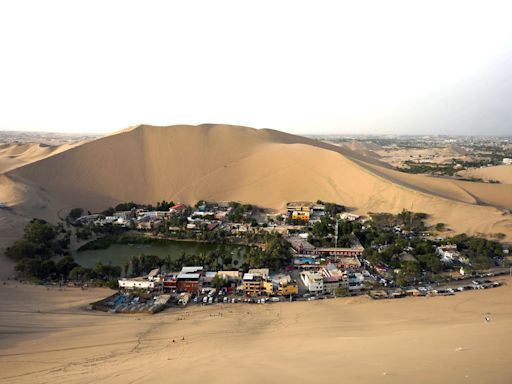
[[189, 289, 285, 305], [416, 279, 502, 296]]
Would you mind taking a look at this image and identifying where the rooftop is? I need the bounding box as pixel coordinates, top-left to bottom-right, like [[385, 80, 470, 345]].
[[177, 273, 200, 280]]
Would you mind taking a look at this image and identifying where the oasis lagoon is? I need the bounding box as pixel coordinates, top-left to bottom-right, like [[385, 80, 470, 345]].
[[72, 241, 249, 268]]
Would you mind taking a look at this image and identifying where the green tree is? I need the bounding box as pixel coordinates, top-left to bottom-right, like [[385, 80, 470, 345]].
[[56, 256, 78, 278], [211, 275, 227, 289], [68, 266, 92, 281], [68, 208, 84, 220], [23, 219, 57, 245]]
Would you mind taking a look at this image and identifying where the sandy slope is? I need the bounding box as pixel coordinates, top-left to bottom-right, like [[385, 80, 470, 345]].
[[1, 281, 512, 384], [458, 165, 512, 184], [0, 143, 80, 174], [0, 142, 85, 277], [3, 124, 511, 243]]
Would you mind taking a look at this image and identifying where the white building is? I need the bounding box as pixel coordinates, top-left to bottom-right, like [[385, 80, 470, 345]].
[[340, 213, 360, 221], [503, 158, 512, 165], [118, 277, 156, 290], [437, 244, 460, 263], [148, 268, 161, 281], [300, 271, 324, 294], [347, 272, 364, 291]]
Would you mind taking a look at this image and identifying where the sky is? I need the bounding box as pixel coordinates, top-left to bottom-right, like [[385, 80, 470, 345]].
[[0, 0, 511, 135]]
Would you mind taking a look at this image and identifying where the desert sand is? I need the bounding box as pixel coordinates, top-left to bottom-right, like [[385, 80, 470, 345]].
[[458, 165, 512, 185], [0, 142, 85, 278], [1, 281, 512, 383], [1, 124, 511, 246], [0, 143, 80, 174], [374, 144, 472, 168]]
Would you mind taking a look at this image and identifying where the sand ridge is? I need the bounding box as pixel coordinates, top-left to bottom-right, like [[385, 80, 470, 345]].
[[458, 165, 512, 185], [0, 142, 82, 174]]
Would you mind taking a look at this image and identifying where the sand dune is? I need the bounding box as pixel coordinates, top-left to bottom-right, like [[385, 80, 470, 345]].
[[0, 142, 81, 174], [339, 140, 383, 159], [2, 124, 512, 244], [1, 281, 512, 383], [458, 165, 512, 185]]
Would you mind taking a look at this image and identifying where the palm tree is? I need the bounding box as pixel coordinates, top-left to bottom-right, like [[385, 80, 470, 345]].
[[123, 262, 130, 277], [163, 254, 172, 273]]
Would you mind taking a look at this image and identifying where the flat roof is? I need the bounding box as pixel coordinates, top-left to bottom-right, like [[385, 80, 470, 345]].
[[177, 273, 200, 279]]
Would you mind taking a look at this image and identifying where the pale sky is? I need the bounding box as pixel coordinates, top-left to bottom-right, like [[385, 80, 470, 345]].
[[1, 0, 511, 135]]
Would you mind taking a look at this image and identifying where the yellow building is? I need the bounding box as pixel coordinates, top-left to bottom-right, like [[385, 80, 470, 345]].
[[242, 273, 264, 296], [263, 280, 274, 295], [291, 211, 310, 222], [277, 282, 299, 296]]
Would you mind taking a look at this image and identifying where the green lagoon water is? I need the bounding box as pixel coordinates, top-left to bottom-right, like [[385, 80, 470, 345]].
[[73, 241, 248, 268]]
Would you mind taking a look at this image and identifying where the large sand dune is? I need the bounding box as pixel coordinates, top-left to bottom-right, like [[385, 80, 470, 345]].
[[458, 165, 512, 185], [1, 281, 512, 383], [2, 124, 512, 245]]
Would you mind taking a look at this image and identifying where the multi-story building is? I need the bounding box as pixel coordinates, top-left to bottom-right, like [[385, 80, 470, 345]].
[[300, 271, 324, 294], [176, 273, 201, 293], [277, 281, 298, 296], [242, 273, 264, 296]]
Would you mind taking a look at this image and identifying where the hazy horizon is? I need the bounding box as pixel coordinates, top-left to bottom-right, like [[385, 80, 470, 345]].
[[1, 0, 511, 136]]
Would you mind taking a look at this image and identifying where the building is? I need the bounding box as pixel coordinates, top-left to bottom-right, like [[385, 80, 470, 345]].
[[277, 281, 298, 296], [437, 244, 460, 263], [170, 203, 187, 212], [248, 268, 270, 279], [265, 274, 299, 296], [335, 257, 362, 270], [217, 270, 242, 280], [176, 273, 200, 293], [113, 211, 133, 220], [118, 277, 156, 290], [291, 211, 310, 222], [216, 270, 242, 288], [300, 271, 324, 294], [347, 272, 364, 291], [503, 158, 512, 165], [311, 204, 325, 213], [288, 236, 317, 255], [321, 266, 348, 294], [322, 276, 342, 294], [118, 268, 162, 290], [287, 203, 311, 215], [263, 280, 274, 295], [242, 273, 264, 296], [181, 266, 204, 274], [202, 271, 218, 287], [147, 268, 160, 281], [340, 213, 360, 221], [163, 274, 178, 291]]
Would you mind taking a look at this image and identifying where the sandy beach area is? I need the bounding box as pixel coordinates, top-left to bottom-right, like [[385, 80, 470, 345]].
[[1, 281, 512, 384]]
